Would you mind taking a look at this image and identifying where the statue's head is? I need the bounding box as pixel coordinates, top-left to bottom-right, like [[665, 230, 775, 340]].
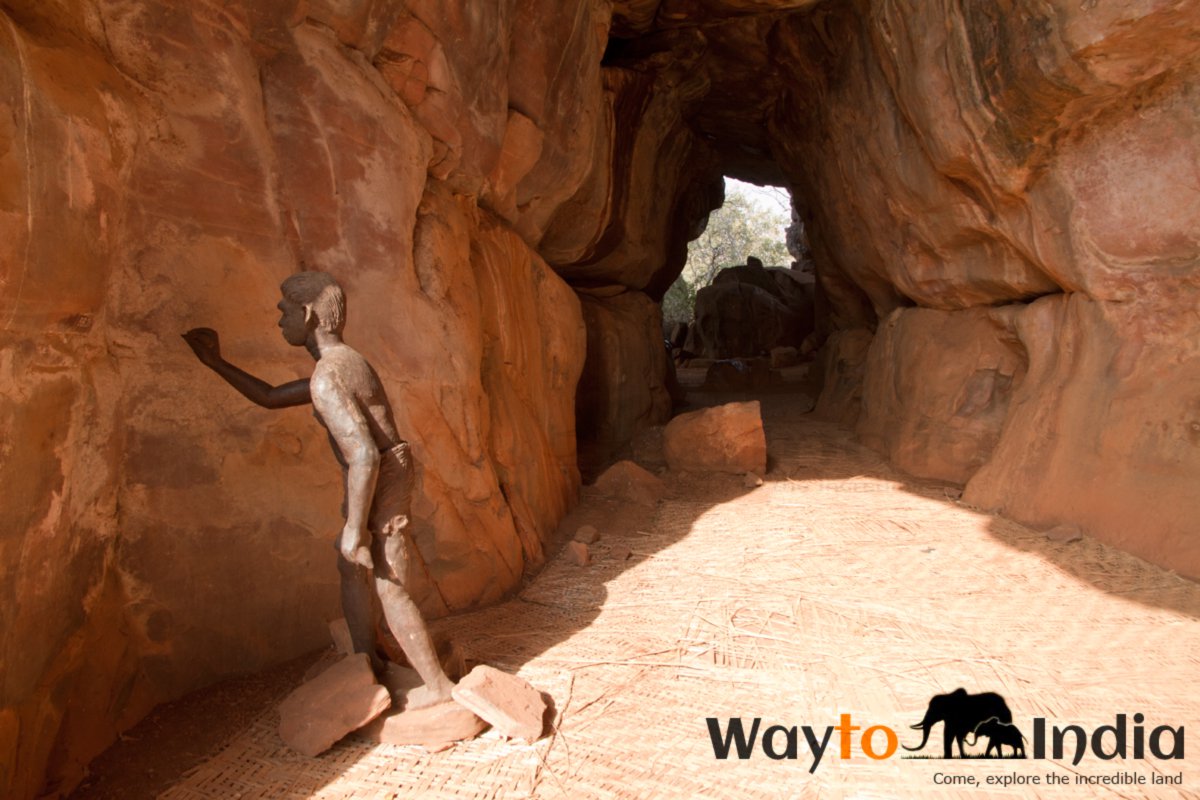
[[278, 271, 346, 345]]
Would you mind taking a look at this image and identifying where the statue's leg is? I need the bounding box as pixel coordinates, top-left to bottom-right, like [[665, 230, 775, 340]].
[[369, 442, 454, 701], [374, 570, 455, 702], [337, 552, 384, 673]]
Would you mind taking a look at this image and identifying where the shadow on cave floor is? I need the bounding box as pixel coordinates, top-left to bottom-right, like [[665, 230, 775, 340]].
[[74, 387, 1200, 799]]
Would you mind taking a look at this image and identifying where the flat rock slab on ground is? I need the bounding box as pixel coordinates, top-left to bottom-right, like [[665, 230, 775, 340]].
[[277, 653, 392, 757], [451, 665, 546, 742], [355, 700, 487, 752]]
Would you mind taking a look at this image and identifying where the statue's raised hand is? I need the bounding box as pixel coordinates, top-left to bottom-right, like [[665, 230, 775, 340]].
[[182, 327, 222, 367]]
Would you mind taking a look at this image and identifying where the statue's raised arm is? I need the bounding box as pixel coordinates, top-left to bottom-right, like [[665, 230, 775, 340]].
[[182, 326, 311, 408]]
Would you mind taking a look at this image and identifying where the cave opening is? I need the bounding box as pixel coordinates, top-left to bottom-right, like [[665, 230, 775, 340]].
[[667, 176, 812, 357], [573, 166, 819, 478], [572, 1, 839, 478]]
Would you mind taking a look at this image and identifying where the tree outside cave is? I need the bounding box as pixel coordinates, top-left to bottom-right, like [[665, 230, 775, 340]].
[[663, 178, 793, 326]]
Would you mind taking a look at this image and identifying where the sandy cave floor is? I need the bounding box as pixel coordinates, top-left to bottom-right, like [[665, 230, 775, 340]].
[[73, 392, 1200, 799]]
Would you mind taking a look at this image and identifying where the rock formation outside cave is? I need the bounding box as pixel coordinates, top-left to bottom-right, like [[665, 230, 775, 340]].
[[2, 1, 1198, 797]]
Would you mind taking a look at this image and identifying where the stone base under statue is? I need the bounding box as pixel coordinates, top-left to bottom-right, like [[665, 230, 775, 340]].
[[277, 628, 548, 757], [354, 701, 488, 752]]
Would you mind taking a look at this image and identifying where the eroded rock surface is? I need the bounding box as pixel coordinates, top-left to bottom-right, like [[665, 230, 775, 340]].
[[962, 292, 1200, 574], [857, 307, 1026, 485], [575, 290, 674, 471], [778, 3, 1200, 580], [610, 0, 1200, 580]]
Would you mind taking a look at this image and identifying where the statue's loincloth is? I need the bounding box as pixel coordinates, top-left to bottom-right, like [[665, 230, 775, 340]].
[[367, 441, 415, 583]]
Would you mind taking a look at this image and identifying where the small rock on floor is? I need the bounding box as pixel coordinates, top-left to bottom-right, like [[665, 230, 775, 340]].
[[663, 401, 767, 475], [566, 541, 591, 566], [451, 665, 547, 742], [278, 653, 392, 757], [574, 525, 600, 544], [1046, 524, 1083, 543], [592, 460, 667, 506]]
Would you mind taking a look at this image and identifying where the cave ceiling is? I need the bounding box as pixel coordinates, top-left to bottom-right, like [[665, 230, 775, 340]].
[[608, 0, 833, 187]]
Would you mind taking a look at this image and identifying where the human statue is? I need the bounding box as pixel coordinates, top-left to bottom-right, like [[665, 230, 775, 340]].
[[182, 271, 454, 705]]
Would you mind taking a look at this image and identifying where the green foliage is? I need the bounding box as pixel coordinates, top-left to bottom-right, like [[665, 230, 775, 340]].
[[662, 274, 696, 326]]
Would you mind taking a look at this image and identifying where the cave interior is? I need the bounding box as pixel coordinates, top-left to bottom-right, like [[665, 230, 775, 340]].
[[2, 0, 1199, 797]]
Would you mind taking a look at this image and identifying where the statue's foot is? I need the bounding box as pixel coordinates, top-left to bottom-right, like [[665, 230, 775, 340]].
[[381, 665, 454, 709], [403, 681, 455, 711]]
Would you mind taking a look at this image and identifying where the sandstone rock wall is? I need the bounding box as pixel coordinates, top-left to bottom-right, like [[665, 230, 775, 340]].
[[777, 2, 1200, 576], [963, 291, 1200, 573], [857, 307, 1026, 485], [575, 289, 673, 473], [543, 31, 725, 466], [0, 2, 609, 797], [601, 0, 1200, 571]]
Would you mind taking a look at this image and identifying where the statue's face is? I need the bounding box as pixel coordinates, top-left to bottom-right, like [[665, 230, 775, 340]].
[[277, 296, 309, 346]]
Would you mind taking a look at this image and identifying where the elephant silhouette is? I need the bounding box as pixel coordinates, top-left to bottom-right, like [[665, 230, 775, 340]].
[[903, 688, 1013, 758], [967, 716, 1027, 758]]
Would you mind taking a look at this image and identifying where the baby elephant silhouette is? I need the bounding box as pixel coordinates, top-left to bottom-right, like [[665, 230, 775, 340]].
[[967, 716, 1026, 758]]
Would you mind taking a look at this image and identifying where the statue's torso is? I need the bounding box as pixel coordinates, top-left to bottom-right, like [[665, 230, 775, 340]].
[[310, 344, 402, 465]]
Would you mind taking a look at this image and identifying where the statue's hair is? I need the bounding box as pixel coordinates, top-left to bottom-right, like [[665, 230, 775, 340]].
[[280, 271, 345, 333]]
